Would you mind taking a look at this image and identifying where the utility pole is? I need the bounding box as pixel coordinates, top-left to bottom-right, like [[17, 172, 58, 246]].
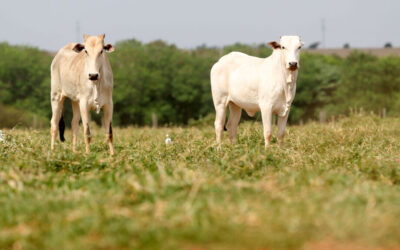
[[321, 18, 326, 48]]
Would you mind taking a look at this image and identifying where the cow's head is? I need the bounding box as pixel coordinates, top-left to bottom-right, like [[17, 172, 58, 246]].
[[269, 36, 304, 71], [73, 34, 114, 81]]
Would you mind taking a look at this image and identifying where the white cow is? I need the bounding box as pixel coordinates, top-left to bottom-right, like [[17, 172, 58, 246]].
[[210, 36, 304, 148], [50, 34, 115, 155]]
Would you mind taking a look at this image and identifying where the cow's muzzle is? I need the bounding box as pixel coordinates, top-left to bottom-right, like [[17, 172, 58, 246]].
[[89, 73, 99, 81], [288, 62, 298, 71]]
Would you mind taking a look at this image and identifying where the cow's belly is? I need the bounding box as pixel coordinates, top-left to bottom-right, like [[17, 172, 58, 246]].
[[229, 94, 260, 112], [230, 95, 286, 116], [228, 76, 260, 111], [230, 88, 288, 116]]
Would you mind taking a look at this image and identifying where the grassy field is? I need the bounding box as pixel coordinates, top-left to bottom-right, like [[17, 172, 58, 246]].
[[1, 114, 400, 249]]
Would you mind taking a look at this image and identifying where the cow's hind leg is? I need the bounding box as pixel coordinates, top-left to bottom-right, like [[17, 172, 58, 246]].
[[214, 102, 228, 144], [71, 101, 81, 153], [102, 102, 115, 155], [227, 102, 242, 143], [50, 95, 65, 151], [79, 100, 91, 154], [277, 113, 289, 146]]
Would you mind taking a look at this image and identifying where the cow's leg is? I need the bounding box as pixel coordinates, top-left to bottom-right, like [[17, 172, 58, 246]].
[[214, 103, 227, 144], [277, 113, 289, 146], [102, 102, 115, 155], [227, 102, 242, 143], [79, 100, 91, 154], [260, 104, 273, 149], [50, 96, 65, 151], [71, 100, 81, 153]]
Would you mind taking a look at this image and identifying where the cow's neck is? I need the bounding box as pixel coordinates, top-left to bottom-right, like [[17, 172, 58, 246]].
[[91, 65, 105, 114], [285, 70, 297, 84], [271, 50, 298, 117]]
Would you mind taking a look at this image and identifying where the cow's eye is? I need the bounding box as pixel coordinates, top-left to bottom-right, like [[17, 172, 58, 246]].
[[298, 46, 302, 49], [84, 50, 88, 55], [100, 50, 103, 54], [282, 46, 286, 49]]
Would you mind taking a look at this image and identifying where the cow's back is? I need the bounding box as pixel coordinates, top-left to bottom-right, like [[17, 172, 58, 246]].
[[211, 52, 265, 109], [211, 52, 264, 84], [51, 44, 85, 86], [51, 44, 87, 99]]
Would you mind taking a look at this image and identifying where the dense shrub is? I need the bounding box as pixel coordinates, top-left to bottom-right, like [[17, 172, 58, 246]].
[[0, 103, 47, 128], [1, 41, 400, 128]]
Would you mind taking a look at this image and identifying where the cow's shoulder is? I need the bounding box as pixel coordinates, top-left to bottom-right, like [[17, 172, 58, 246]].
[[52, 43, 85, 71], [219, 52, 263, 70], [57, 43, 79, 55]]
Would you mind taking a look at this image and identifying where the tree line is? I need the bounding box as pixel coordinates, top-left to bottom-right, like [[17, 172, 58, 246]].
[[1, 40, 400, 128]]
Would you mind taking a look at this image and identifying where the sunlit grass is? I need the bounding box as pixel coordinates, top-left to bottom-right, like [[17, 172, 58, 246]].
[[1, 114, 400, 249]]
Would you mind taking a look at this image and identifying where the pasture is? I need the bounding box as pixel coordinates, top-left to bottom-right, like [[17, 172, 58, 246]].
[[1, 114, 400, 249]]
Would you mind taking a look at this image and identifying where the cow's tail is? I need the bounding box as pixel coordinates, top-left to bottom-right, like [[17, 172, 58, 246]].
[[59, 114, 65, 142]]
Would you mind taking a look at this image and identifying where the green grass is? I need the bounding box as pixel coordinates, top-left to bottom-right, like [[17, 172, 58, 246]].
[[1, 114, 400, 249]]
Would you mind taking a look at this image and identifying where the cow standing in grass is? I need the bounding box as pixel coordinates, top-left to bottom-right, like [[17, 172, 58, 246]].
[[210, 36, 304, 148], [50, 34, 115, 155]]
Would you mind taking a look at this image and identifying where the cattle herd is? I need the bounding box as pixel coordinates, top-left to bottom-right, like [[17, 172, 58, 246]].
[[50, 34, 304, 155]]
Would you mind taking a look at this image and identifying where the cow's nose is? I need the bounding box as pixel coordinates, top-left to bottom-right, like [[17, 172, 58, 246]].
[[89, 73, 99, 81], [289, 62, 298, 68]]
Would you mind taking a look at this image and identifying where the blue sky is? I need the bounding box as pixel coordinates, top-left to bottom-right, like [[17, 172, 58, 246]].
[[0, 0, 398, 51]]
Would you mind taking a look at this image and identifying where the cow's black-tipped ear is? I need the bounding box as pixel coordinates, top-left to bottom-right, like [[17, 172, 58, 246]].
[[73, 43, 85, 53], [104, 44, 114, 53], [268, 41, 281, 49]]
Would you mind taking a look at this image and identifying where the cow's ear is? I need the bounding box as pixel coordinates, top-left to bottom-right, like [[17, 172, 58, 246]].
[[104, 44, 114, 53], [73, 43, 85, 53], [268, 41, 281, 49], [83, 34, 89, 42]]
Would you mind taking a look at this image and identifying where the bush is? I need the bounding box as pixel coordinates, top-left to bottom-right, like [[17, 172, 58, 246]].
[[0, 103, 47, 128], [2, 40, 400, 126]]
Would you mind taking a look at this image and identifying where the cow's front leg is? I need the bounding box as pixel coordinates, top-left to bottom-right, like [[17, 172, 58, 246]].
[[260, 103, 273, 149], [102, 102, 115, 155], [71, 101, 81, 153], [50, 96, 65, 151], [277, 112, 289, 146], [79, 100, 91, 154]]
